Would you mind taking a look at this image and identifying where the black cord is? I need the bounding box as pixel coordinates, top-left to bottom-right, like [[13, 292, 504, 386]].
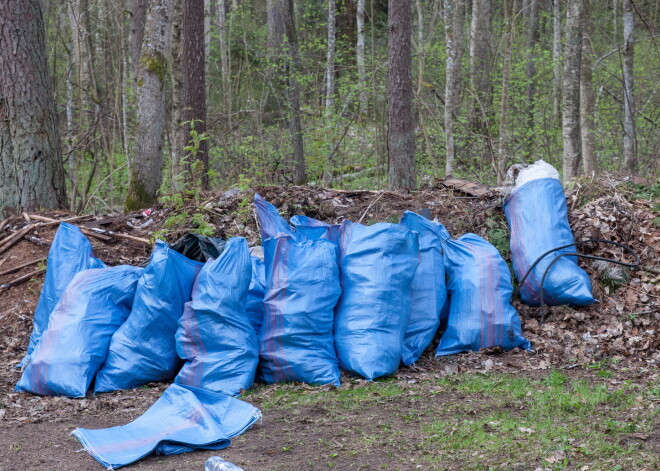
[[514, 239, 640, 323]]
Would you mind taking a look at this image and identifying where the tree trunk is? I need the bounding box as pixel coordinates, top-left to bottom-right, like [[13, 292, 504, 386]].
[[622, 0, 636, 172], [183, 0, 208, 188], [217, 0, 231, 119], [552, 0, 562, 117], [125, 0, 174, 210], [325, 0, 336, 116], [444, 0, 465, 177], [356, 0, 367, 115], [580, 0, 596, 175], [0, 0, 67, 216], [469, 0, 492, 124], [131, 0, 148, 79], [497, 0, 514, 183], [388, 0, 416, 189], [278, 0, 306, 185], [170, 0, 184, 191], [523, 0, 539, 139], [561, 0, 583, 181]]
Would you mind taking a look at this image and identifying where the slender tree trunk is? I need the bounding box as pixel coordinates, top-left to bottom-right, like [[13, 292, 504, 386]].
[[278, 0, 306, 184], [125, 0, 174, 210], [217, 0, 231, 120], [66, 36, 77, 210], [469, 0, 492, 122], [552, 0, 562, 117], [0, 0, 67, 216], [388, 0, 416, 189], [580, 0, 596, 175], [415, 0, 424, 96], [561, 0, 583, 181], [444, 0, 465, 177], [204, 0, 211, 104], [325, 0, 336, 116], [131, 0, 148, 79], [622, 0, 637, 172], [497, 0, 514, 183], [523, 0, 539, 140], [170, 0, 184, 191], [183, 0, 208, 188], [356, 0, 368, 115]]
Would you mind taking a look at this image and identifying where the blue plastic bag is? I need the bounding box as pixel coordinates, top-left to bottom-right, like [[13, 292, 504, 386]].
[[436, 233, 531, 356], [175, 237, 257, 396], [72, 383, 261, 469], [94, 241, 204, 393], [16, 266, 142, 397], [259, 235, 341, 386], [19, 223, 104, 367], [254, 193, 295, 241], [334, 222, 419, 380], [289, 214, 341, 243], [504, 177, 595, 306], [247, 255, 267, 336], [399, 211, 448, 366]]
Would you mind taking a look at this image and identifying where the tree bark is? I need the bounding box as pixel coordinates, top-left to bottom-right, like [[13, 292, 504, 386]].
[[580, 0, 596, 175], [622, 0, 637, 172], [170, 0, 184, 191], [183, 0, 208, 188], [561, 0, 583, 181], [356, 0, 368, 115], [523, 0, 539, 137], [131, 0, 148, 79], [444, 0, 465, 177], [217, 0, 231, 118], [497, 0, 514, 184], [325, 0, 336, 117], [125, 0, 174, 210], [0, 0, 67, 216], [388, 0, 416, 189], [552, 0, 562, 117], [469, 0, 492, 124]]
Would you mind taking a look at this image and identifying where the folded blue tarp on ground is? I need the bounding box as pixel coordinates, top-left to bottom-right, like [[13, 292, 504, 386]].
[[175, 237, 258, 396], [95, 241, 204, 393], [18, 223, 105, 367], [72, 383, 261, 469], [437, 233, 531, 356], [246, 255, 266, 336], [334, 221, 419, 380], [259, 235, 341, 386], [16, 266, 142, 397], [399, 211, 448, 366], [504, 175, 595, 306]]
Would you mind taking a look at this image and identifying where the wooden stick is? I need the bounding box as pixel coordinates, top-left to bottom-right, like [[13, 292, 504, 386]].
[[0, 257, 46, 278], [0, 255, 10, 270], [0, 224, 35, 255], [0, 267, 45, 290], [0, 218, 9, 233], [24, 235, 52, 247], [85, 227, 150, 244], [27, 214, 93, 226], [27, 214, 148, 244], [22, 213, 31, 224]]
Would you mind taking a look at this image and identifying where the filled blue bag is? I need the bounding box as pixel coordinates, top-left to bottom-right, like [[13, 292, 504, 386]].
[[175, 237, 257, 396], [334, 221, 419, 380], [436, 233, 531, 356], [254, 193, 295, 241], [72, 383, 261, 469], [504, 161, 594, 306], [94, 241, 204, 393], [16, 266, 142, 397], [259, 235, 341, 386], [247, 255, 267, 336], [289, 214, 340, 243], [19, 223, 104, 367], [399, 212, 449, 366]]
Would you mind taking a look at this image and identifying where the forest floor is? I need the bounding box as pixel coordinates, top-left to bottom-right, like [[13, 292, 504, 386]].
[[0, 176, 658, 470]]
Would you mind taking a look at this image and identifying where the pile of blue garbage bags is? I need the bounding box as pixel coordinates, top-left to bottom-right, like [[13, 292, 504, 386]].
[[15, 160, 594, 468]]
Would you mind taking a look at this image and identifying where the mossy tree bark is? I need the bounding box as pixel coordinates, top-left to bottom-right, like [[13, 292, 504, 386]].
[[0, 0, 67, 217], [125, 0, 174, 211]]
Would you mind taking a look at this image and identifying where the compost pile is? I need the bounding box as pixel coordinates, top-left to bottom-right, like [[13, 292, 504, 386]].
[[0, 174, 658, 426]]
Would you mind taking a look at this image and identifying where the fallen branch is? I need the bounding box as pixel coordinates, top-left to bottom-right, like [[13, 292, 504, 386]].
[[80, 228, 113, 243], [27, 214, 93, 227], [28, 214, 149, 244], [0, 267, 45, 290], [0, 218, 9, 233], [0, 224, 36, 255], [85, 227, 151, 244], [24, 235, 52, 247], [0, 255, 10, 270], [0, 257, 46, 278]]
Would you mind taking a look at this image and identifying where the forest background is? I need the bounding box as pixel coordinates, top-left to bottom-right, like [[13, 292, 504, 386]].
[[0, 0, 658, 216]]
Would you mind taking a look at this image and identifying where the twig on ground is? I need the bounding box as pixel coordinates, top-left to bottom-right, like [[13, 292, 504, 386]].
[[0, 267, 45, 290], [0, 224, 36, 255], [357, 191, 387, 224], [0, 258, 46, 278]]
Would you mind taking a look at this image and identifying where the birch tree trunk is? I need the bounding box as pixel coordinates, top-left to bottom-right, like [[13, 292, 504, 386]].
[[444, 0, 465, 177], [388, 0, 416, 189], [622, 0, 637, 172], [497, 0, 514, 184], [125, 0, 174, 210], [325, 0, 336, 116], [552, 0, 562, 117], [580, 0, 596, 175], [0, 0, 67, 216], [561, 0, 583, 181], [356, 0, 368, 116]]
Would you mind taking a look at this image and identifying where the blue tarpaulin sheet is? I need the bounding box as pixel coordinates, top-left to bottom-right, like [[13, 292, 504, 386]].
[[175, 238, 258, 396], [334, 221, 419, 380], [72, 384, 261, 469], [94, 241, 204, 393], [16, 266, 142, 397], [504, 177, 595, 306], [259, 235, 341, 386], [254, 194, 295, 241], [246, 255, 266, 336], [19, 223, 104, 367], [399, 212, 448, 366], [436, 233, 531, 356]]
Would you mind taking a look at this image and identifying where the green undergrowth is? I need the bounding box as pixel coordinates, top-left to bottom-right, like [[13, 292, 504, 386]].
[[245, 370, 659, 470]]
